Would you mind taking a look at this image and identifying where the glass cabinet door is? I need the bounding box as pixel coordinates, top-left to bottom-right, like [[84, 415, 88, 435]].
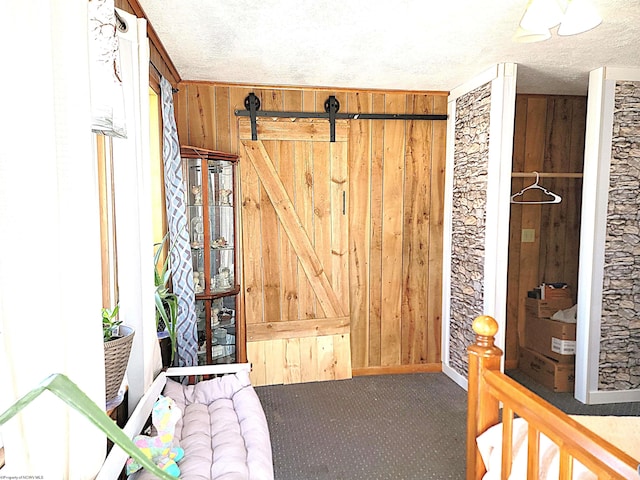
[[196, 295, 237, 364], [185, 158, 206, 291], [207, 160, 235, 294]]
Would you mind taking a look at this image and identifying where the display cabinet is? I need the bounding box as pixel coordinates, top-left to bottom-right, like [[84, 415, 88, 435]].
[[180, 145, 245, 365]]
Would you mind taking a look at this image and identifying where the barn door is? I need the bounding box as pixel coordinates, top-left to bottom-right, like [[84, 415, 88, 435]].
[[239, 118, 351, 385]]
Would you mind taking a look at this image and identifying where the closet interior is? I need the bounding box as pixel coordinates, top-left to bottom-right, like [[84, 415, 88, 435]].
[[506, 93, 587, 392]]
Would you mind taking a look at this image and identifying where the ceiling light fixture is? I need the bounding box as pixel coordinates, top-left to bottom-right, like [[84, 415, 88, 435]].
[[514, 0, 602, 43], [558, 0, 602, 35]]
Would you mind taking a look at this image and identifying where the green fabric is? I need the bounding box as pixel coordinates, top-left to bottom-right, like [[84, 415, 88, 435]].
[[0, 373, 174, 480]]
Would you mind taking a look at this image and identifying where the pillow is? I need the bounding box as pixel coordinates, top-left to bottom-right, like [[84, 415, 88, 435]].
[[163, 369, 252, 408]]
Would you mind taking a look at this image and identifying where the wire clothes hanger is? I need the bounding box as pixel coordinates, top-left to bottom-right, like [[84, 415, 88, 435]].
[[510, 171, 562, 204]]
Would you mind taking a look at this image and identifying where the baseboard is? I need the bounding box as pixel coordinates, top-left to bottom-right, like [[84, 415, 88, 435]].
[[442, 363, 468, 391], [586, 387, 640, 405], [352, 363, 441, 376]]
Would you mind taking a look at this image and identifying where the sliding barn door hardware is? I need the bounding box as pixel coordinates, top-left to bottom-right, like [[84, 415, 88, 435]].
[[236, 93, 448, 142], [325, 96, 339, 142], [244, 93, 261, 141]]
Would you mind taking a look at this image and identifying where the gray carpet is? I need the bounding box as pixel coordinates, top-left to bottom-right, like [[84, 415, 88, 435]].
[[256, 371, 640, 480], [506, 369, 640, 417], [255, 373, 468, 480]]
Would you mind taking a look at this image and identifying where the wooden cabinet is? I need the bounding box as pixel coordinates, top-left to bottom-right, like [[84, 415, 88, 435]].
[[180, 145, 245, 364]]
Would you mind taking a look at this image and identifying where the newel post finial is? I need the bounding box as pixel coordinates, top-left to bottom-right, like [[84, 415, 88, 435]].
[[472, 315, 499, 348]]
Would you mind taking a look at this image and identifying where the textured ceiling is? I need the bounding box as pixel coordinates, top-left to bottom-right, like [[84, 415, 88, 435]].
[[138, 0, 640, 95]]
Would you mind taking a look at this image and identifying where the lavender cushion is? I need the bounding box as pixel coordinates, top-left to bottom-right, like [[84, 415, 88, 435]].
[[135, 370, 273, 480]]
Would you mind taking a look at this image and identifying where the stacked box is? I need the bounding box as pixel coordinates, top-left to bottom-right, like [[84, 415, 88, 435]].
[[519, 297, 576, 392], [542, 284, 572, 300], [518, 347, 575, 392], [525, 297, 573, 318], [525, 316, 576, 363]]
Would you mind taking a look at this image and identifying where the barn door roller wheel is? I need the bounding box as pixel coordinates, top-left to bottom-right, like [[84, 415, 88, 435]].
[[324, 96, 340, 142], [244, 93, 261, 140]]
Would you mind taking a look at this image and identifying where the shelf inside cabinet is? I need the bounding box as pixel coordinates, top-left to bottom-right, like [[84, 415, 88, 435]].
[[195, 285, 241, 300], [195, 294, 239, 365]]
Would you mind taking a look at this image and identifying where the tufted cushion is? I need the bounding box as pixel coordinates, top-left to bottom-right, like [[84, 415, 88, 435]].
[[134, 370, 273, 480]]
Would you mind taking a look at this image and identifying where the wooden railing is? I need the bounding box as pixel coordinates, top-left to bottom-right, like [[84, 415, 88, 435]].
[[466, 315, 640, 480]]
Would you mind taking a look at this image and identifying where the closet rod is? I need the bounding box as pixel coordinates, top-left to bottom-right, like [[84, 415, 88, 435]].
[[512, 172, 583, 178]]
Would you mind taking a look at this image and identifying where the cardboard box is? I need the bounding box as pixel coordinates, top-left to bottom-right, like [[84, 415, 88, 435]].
[[518, 347, 575, 392], [543, 285, 572, 300], [552, 338, 575, 355], [525, 297, 574, 318], [525, 316, 576, 363]]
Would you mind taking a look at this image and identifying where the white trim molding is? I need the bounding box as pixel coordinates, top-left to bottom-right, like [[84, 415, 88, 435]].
[[576, 66, 640, 404], [441, 96, 456, 378], [441, 63, 517, 387]]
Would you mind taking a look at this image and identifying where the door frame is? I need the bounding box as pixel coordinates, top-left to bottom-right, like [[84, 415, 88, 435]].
[[441, 63, 517, 389]]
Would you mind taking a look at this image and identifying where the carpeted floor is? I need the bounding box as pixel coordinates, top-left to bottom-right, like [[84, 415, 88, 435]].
[[506, 369, 640, 417], [255, 373, 468, 480], [255, 371, 640, 480]]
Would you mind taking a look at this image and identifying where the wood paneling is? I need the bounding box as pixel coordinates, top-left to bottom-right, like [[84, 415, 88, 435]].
[[380, 94, 406, 366], [428, 95, 447, 362], [369, 93, 386, 367], [506, 94, 586, 365], [347, 92, 373, 368], [403, 95, 432, 365], [175, 83, 447, 382]]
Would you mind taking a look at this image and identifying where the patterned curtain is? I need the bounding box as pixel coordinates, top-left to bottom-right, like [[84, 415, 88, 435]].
[[160, 77, 198, 366]]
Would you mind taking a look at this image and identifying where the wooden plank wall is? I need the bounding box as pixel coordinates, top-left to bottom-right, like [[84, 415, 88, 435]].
[[506, 94, 586, 366], [173, 83, 447, 379]]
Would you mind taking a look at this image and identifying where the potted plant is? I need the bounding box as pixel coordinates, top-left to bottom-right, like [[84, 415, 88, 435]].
[[154, 233, 178, 367], [103, 304, 135, 408]]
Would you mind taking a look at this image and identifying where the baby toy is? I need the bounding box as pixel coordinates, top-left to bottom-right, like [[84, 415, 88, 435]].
[[126, 395, 185, 477]]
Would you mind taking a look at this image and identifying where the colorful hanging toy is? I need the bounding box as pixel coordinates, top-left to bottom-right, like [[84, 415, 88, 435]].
[[126, 395, 185, 477]]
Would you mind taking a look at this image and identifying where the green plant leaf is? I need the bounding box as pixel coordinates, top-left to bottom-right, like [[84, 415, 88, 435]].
[[154, 231, 179, 362], [0, 374, 174, 480], [165, 294, 179, 362], [102, 305, 121, 341]]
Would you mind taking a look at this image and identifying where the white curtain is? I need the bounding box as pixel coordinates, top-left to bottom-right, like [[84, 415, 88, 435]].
[[0, 1, 105, 477], [88, 0, 127, 137], [111, 8, 162, 411]]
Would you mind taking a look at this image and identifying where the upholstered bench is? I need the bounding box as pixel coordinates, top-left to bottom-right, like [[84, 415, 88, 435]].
[[98, 363, 273, 480]]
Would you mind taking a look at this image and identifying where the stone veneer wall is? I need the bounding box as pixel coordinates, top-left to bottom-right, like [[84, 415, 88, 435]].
[[448, 82, 492, 378], [599, 80, 640, 390]]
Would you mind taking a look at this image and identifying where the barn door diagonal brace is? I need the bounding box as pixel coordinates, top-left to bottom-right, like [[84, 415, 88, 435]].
[[235, 94, 448, 142]]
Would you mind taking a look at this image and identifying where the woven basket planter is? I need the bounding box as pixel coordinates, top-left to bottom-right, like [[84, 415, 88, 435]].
[[104, 325, 135, 405]]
